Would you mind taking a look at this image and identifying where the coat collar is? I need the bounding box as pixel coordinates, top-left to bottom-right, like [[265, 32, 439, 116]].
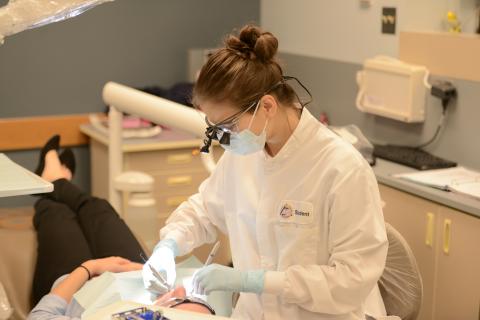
[[262, 108, 320, 168]]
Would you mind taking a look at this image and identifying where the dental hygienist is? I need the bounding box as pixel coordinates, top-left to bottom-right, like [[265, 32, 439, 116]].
[[143, 24, 388, 320]]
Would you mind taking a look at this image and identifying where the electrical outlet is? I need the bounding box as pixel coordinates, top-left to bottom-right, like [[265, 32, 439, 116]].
[[382, 7, 396, 34]]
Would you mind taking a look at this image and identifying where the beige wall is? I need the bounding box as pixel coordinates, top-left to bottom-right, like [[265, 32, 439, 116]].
[[261, 0, 479, 64]]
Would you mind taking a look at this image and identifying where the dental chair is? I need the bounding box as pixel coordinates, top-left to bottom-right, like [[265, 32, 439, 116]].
[[0, 209, 36, 320], [378, 223, 423, 320]]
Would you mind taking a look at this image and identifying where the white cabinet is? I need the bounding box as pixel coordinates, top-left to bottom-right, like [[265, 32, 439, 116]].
[[379, 184, 437, 320], [379, 184, 480, 320], [433, 206, 480, 320]]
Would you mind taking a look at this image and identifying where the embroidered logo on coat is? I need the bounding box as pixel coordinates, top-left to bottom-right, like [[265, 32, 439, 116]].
[[278, 200, 314, 225], [279, 203, 293, 218]]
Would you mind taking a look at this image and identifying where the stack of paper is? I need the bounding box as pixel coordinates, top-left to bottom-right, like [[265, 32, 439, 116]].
[[394, 167, 480, 200]]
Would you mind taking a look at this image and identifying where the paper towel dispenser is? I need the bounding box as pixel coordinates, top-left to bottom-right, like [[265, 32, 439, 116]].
[[356, 56, 429, 123]]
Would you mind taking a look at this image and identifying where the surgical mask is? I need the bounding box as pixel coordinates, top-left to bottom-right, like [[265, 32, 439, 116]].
[[200, 75, 312, 154], [220, 101, 268, 155]]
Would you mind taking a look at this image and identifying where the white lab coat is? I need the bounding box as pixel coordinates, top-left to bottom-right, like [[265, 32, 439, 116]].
[[161, 109, 388, 320]]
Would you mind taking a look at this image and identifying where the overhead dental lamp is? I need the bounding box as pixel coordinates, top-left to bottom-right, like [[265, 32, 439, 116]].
[[0, 0, 113, 44]]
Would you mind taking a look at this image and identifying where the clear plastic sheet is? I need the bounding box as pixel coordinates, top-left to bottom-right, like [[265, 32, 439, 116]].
[[378, 223, 423, 320], [0, 0, 113, 44], [330, 124, 375, 165]]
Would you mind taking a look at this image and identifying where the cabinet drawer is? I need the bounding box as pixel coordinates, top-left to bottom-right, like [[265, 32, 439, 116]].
[[152, 171, 209, 195], [125, 146, 224, 174], [155, 194, 193, 214], [126, 149, 204, 173]]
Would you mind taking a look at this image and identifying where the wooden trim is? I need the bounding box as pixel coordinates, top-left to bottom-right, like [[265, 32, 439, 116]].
[[399, 31, 480, 82], [0, 114, 94, 151]]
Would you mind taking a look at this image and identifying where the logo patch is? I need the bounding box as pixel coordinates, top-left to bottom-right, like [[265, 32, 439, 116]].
[[280, 203, 293, 218], [278, 200, 314, 225]]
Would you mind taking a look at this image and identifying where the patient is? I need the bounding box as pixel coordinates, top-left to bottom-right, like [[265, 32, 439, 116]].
[[28, 135, 214, 319]]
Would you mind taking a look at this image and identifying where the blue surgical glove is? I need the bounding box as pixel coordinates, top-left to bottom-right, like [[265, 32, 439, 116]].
[[192, 264, 265, 295], [142, 239, 179, 295]]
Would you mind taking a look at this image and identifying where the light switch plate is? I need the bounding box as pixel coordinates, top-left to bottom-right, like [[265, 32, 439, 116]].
[[382, 7, 396, 34]]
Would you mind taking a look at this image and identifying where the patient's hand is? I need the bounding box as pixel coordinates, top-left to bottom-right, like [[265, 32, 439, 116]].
[[83, 257, 143, 277]]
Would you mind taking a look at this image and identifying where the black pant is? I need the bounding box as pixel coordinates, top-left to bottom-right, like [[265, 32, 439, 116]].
[[31, 179, 146, 306]]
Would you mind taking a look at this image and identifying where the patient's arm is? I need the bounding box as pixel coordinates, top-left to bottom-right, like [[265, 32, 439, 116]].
[[51, 257, 142, 302], [28, 257, 143, 320]]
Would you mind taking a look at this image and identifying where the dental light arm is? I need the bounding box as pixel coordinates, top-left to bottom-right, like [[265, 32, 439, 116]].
[[0, 0, 113, 44], [103, 82, 206, 136], [102, 82, 213, 212]]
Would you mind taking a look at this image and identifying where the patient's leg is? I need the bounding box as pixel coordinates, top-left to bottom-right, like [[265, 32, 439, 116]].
[[48, 179, 146, 263], [32, 198, 93, 306], [38, 145, 146, 263]]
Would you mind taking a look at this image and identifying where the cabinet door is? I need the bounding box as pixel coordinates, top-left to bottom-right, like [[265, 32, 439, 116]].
[[89, 139, 110, 199], [379, 184, 438, 320], [433, 207, 480, 320]]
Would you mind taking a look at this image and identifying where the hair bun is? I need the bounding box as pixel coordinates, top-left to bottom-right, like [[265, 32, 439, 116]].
[[225, 25, 278, 62]]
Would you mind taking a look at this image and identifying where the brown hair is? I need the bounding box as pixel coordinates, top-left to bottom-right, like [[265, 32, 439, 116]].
[[192, 25, 296, 112]]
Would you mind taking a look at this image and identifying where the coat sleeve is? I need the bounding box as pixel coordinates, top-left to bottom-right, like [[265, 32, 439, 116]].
[[264, 165, 388, 314], [159, 153, 227, 256]]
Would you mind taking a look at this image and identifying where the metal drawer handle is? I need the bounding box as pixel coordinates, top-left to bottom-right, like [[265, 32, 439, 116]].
[[166, 196, 189, 207], [167, 175, 192, 186], [443, 219, 451, 254], [167, 154, 192, 164], [425, 212, 435, 247]]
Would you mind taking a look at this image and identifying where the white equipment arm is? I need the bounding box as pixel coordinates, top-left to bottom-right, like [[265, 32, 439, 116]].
[[103, 82, 206, 137], [102, 82, 212, 212]]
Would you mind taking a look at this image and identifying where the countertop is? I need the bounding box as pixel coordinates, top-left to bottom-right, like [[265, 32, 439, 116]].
[[373, 158, 480, 218], [81, 123, 480, 218], [80, 124, 203, 152]]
